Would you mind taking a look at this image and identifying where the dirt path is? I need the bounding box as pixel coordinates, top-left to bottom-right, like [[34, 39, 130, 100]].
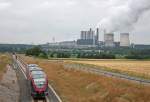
[[0, 65, 19, 102]]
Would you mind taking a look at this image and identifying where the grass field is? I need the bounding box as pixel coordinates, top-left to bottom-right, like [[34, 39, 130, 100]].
[[68, 60, 150, 79], [0, 53, 11, 79], [21, 55, 150, 102]]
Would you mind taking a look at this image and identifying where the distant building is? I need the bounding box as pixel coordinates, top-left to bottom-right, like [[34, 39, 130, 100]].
[[95, 28, 99, 45], [77, 39, 95, 45], [114, 42, 120, 47], [81, 31, 86, 39], [59, 41, 77, 46], [99, 41, 105, 48], [120, 33, 130, 47], [104, 33, 115, 47], [77, 28, 99, 46], [87, 28, 94, 40]]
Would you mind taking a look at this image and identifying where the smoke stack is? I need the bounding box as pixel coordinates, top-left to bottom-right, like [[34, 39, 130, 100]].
[[95, 28, 99, 45], [89, 28, 92, 32], [96, 28, 99, 41]]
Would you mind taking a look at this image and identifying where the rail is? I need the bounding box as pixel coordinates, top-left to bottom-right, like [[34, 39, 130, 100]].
[[13, 55, 62, 102]]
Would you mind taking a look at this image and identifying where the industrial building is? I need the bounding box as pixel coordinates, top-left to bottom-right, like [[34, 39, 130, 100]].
[[120, 33, 130, 47], [77, 28, 99, 46], [44, 27, 131, 49], [81, 31, 86, 39], [95, 28, 99, 45], [80, 29, 94, 40], [104, 33, 115, 47], [59, 41, 77, 46]]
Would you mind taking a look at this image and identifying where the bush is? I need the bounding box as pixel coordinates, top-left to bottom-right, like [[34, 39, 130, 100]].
[[77, 52, 115, 59], [125, 49, 150, 59], [38, 52, 48, 59], [56, 52, 70, 58], [48, 51, 116, 59], [25, 46, 48, 58], [26, 46, 43, 56], [125, 55, 150, 59]]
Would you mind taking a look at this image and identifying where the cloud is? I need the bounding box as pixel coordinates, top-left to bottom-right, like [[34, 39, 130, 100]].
[[0, 2, 11, 10], [0, 0, 149, 44], [97, 0, 150, 33]]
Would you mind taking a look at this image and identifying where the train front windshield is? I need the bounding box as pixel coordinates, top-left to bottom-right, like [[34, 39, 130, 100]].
[[32, 71, 46, 88], [34, 78, 46, 88]]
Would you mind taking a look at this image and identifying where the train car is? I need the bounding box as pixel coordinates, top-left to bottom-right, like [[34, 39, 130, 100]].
[[30, 70, 48, 98], [27, 64, 48, 98], [28, 67, 43, 80], [27, 64, 41, 80], [28, 64, 39, 67]]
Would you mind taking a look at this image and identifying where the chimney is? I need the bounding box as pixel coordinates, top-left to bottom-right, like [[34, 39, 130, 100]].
[[96, 28, 99, 42], [94, 28, 99, 45]]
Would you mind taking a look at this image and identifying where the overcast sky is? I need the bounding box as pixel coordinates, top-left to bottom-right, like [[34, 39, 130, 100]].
[[0, 0, 150, 44]]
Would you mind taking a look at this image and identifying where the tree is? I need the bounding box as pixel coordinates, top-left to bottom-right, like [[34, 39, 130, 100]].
[[25, 46, 46, 57], [38, 52, 48, 58]]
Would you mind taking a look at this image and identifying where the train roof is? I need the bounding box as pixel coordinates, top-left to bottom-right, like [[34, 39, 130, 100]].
[[31, 70, 45, 75], [28, 64, 38, 67], [31, 70, 46, 79], [29, 67, 43, 72]]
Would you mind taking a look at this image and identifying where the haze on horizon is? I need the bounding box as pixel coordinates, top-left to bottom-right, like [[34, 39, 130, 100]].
[[0, 0, 150, 44]]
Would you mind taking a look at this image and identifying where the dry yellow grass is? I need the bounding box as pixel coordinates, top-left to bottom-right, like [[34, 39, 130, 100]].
[[69, 60, 150, 79], [21, 55, 150, 102], [0, 53, 11, 79]]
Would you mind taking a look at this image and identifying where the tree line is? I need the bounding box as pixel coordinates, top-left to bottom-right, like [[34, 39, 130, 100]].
[[25, 46, 116, 59], [25, 46, 150, 59]]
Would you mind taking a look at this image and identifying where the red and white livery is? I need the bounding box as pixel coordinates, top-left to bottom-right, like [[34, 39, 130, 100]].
[[27, 64, 48, 98]]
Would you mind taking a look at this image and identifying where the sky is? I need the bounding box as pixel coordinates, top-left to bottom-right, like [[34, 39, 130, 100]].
[[0, 0, 150, 44]]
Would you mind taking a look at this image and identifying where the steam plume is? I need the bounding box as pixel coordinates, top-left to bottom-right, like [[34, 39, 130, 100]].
[[97, 0, 150, 33]]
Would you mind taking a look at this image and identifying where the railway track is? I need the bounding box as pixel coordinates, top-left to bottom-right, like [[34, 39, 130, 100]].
[[12, 55, 62, 102], [13, 59, 32, 102], [33, 99, 46, 102], [32, 97, 48, 102]]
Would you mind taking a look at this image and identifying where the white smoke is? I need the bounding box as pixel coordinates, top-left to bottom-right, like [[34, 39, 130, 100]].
[[97, 0, 150, 33]]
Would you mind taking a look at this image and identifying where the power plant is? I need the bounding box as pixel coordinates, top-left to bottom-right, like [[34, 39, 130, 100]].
[[77, 27, 130, 47], [120, 33, 130, 47], [46, 27, 131, 49]]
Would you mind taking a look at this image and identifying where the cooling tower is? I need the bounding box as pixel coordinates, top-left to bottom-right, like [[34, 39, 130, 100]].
[[104, 33, 114, 47], [120, 33, 130, 47]]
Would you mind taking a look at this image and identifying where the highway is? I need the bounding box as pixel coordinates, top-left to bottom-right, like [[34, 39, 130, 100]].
[[12, 55, 62, 102]]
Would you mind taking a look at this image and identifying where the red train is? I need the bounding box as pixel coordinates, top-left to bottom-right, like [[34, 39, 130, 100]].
[[27, 64, 48, 98]]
